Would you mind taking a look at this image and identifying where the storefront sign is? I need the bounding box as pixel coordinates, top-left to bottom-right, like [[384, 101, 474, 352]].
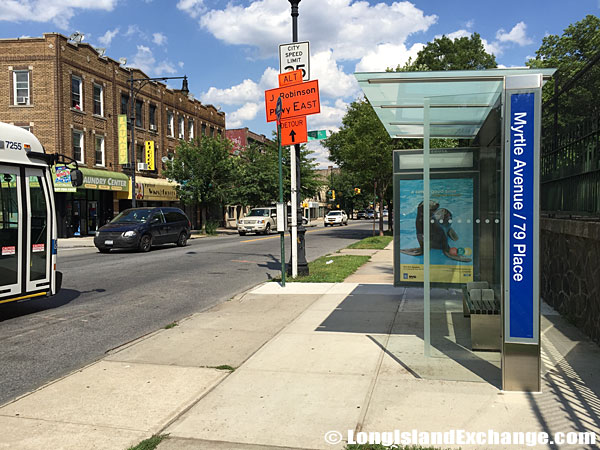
[[132, 176, 179, 201], [80, 169, 128, 191], [53, 166, 76, 193], [507, 92, 536, 343], [118, 114, 128, 164]]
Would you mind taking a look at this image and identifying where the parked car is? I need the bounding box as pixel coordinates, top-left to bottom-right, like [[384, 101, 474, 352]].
[[237, 206, 277, 235], [356, 210, 367, 220], [366, 209, 375, 219], [94, 207, 191, 253], [324, 210, 348, 226], [383, 209, 389, 217]]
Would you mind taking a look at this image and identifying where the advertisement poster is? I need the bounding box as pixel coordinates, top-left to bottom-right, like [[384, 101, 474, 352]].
[[399, 178, 474, 284]]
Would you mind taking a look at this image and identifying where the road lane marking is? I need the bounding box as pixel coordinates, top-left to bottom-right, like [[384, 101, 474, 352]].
[[240, 222, 365, 243]]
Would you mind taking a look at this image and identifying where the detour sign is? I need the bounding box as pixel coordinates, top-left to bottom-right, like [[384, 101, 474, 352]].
[[265, 80, 320, 122]]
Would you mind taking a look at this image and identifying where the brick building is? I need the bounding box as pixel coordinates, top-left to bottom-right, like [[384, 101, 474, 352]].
[[0, 33, 225, 237], [226, 127, 270, 155]]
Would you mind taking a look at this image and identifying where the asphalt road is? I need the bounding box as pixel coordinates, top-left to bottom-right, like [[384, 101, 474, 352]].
[[0, 220, 382, 405]]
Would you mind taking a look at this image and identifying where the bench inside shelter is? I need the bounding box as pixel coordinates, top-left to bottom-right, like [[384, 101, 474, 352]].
[[462, 281, 501, 351]]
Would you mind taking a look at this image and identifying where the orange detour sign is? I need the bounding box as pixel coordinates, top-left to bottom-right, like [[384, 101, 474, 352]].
[[265, 79, 320, 122], [278, 69, 303, 87], [281, 116, 307, 146]]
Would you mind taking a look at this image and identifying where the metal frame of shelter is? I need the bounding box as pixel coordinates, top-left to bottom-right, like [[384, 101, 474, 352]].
[[356, 68, 556, 392]]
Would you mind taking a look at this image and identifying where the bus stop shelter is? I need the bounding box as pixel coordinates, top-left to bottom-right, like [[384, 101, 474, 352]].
[[356, 68, 555, 391]]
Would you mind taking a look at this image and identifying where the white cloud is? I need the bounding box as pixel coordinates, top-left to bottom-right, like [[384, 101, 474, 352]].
[[496, 21, 533, 46], [201, 78, 262, 106], [131, 45, 176, 76], [311, 50, 359, 98], [226, 102, 262, 128], [177, 0, 206, 18], [188, 0, 436, 61], [0, 0, 117, 29], [152, 32, 167, 46], [355, 42, 424, 72], [305, 140, 333, 169], [178, 61, 185, 68], [98, 27, 119, 47], [125, 24, 143, 38], [308, 99, 348, 132], [436, 29, 503, 57]]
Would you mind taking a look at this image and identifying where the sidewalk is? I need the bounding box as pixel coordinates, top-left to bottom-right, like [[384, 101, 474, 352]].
[[1, 243, 599, 450]]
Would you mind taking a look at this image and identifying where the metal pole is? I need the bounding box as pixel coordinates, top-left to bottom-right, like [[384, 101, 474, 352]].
[[278, 122, 286, 286], [288, 0, 308, 276], [290, 144, 298, 277], [129, 72, 137, 207], [373, 180, 376, 236]]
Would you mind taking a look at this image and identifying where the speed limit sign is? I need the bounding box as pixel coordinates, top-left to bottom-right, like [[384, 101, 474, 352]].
[[279, 41, 310, 81]]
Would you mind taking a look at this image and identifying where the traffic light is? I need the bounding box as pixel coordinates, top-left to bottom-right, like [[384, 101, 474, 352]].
[[332, 190, 335, 200], [354, 187, 361, 194]]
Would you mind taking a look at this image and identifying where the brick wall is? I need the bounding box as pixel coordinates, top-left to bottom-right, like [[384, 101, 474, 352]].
[[0, 33, 226, 177]]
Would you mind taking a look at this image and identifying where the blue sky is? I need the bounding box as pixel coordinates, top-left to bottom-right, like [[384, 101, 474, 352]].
[[1, 1, 598, 167]]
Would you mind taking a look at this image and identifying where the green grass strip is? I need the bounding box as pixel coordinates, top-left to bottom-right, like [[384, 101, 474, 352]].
[[347, 235, 393, 249], [273, 254, 370, 283], [127, 434, 168, 450]]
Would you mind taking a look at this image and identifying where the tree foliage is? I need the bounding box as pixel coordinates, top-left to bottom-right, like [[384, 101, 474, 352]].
[[391, 33, 497, 72], [527, 15, 600, 123], [164, 136, 236, 207], [230, 137, 322, 208]]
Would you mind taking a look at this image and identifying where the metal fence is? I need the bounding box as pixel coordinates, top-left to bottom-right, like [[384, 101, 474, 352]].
[[541, 54, 600, 217]]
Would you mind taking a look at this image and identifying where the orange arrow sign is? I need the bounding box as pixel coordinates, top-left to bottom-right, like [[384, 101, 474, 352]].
[[281, 116, 307, 146], [265, 80, 320, 122]]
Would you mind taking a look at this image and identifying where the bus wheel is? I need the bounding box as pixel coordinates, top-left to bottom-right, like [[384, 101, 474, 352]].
[[139, 234, 152, 252], [98, 248, 111, 254]]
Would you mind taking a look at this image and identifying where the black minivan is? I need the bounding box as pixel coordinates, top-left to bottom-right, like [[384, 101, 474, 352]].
[[94, 207, 191, 253]]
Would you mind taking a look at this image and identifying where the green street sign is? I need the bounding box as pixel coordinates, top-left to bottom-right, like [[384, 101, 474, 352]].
[[307, 130, 327, 141]]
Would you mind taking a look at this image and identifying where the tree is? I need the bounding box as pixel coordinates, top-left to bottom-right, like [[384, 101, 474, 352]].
[[323, 98, 403, 235], [391, 33, 497, 72], [163, 136, 236, 232], [230, 139, 322, 208], [527, 15, 600, 125]]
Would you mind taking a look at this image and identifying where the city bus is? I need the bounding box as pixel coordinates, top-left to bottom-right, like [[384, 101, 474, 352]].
[[0, 122, 81, 305]]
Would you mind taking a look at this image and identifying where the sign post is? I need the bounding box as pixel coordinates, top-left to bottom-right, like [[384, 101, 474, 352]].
[[503, 74, 542, 392], [276, 96, 286, 287]]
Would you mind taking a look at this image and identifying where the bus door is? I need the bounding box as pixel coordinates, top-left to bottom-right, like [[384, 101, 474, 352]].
[[0, 165, 22, 300], [25, 168, 52, 294]]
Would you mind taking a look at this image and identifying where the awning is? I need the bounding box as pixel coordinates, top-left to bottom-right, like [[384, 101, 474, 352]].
[[355, 68, 556, 139], [52, 167, 129, 192], [131, 175, 179, 201]]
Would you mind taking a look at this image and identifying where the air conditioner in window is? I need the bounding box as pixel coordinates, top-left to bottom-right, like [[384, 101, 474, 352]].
[[150, 124, 157, 131], [137, 163, 148, 171], [16, 96, 28, 105]]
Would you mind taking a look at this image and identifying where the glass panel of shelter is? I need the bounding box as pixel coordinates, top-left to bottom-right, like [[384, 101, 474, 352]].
[[391, 97, 503, 385]]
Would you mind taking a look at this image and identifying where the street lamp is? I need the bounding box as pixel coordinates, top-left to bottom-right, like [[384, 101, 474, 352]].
[[287, 0, 309, 276], [128, 72, 189, 207]]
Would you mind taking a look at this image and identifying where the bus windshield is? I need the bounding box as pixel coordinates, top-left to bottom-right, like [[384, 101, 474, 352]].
[[111, 209, 154, 223]]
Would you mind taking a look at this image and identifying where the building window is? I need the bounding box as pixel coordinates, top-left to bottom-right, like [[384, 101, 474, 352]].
[[19, 125, 31, 132], [13, 70, 30, 105], [93, 83, 103, 116], [71, 75, 82, 110], [201, 123, 206, 136], [73, 130, 84, 163], [167, 111, 174, 137], [136, 144, 144, 164], [149, 104, 157, 130], [178, 116, 185, 139], [95, 135, 105, 166], [120, 93, 129, 115], [188, 119, 194, 140], [210, 126, 215, 137], [135, 100, 143, 128]]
